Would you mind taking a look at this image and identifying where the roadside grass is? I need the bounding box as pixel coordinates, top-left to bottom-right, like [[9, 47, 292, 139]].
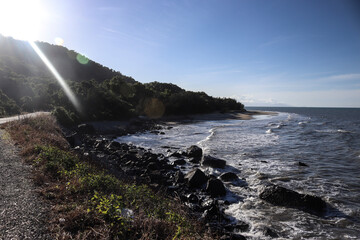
[[3, 114, 212, 239]]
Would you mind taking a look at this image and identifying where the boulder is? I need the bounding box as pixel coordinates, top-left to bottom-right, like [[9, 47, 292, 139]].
[[186, 145, 203, 159], [170, 151, 185, 158], [187, 193, 199, 204], [173, 159, 186, 165], [259, 184, 327, 215], [65, 133, 81, 147], [298, 161, 309, 167], [206, 179, 226, 197], [147, 162, 160, 170], [220, 234, 247, 240], [220, 172, 239, 182], [224, 221, 250, 232], [174, 170, 184, 183], [263, 227, 279, 238], [202, 155, 226, 168], [185, 168, 208, 188], [106, 141, 122, 151]]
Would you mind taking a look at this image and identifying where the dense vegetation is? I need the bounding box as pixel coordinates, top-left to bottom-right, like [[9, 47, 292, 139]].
[[0, 35, 244, 123]]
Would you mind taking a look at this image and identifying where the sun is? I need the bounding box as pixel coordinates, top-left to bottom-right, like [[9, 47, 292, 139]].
[[0, 0, 47, 41]]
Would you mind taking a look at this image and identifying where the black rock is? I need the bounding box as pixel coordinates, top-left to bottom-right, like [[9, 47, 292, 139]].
[[231, 234, 247, 240], [120, 153, 139, 163], [263, 227, 279, 238], [147, 162, 160, 170], [174, 170, 184, 183], [206, 179, 226, 197], [173, 159, 186, 165], [170, 151, 185, 158], [186, 145, 203, 159], [189, 157, 200, 164], [201, 198, 215, 210], [202, 155, 226, 168], [237, 222, 250, 232], [298, 161, 309, 167], [220, 234, 247, 240], [187, 193, 199, 204], [65, 133, 81, 147], [185, 168, 208, 188], [220, 172, 239, 182], [259, 184, 327, 215], [106, 141, 122, 151], [94, 139, 108, 150]]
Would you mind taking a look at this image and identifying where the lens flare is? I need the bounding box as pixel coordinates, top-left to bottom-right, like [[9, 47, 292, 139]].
[[76, 54, 89, 64], [29, 41, 81, 112], [54, 37, 64, 46]]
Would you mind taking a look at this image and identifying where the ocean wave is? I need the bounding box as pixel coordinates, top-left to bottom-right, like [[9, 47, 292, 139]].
[[266, 129, 273, 134], [315, 129, 352, 134]]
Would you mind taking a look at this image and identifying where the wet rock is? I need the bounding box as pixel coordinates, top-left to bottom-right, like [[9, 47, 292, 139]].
[[235, 221, 250, 232], [189, 157, 200, 164], [263, 227, 279, 238], [170, 151, 185, 158], [120, 153, 139, 163], [220, 172, 239, 182], [187, 194, 199, 204], [201, 198, 215, 210], [230, 234, 247, 240], [185, 168, 208, 188], [298, 161, 309, 167], [202, 205, 220, 220], [147, 162, 160, 170], [174, 170, 184, 183], [65, 133, 81, 147], [224, 221, 250, 232], [206, 179, 226, 197], [186, 145, 203, 159], [94, 139, 108, 150], [173, 159, 186, 165], [259, 184, 327, 215], [77, 123, 95, 134], [106, 141, 122, 151], [202, 155, 226, 168]]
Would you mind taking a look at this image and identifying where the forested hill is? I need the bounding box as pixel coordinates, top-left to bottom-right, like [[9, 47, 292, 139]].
[[0, 35, 244, 124]]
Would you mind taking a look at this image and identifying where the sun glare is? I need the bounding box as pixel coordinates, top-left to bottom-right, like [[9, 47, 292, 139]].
[[29, 41, 81, 112], [0, 0, 47, 41]]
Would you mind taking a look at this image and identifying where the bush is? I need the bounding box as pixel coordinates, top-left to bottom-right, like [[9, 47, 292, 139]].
[[52, 106, 75, 127]]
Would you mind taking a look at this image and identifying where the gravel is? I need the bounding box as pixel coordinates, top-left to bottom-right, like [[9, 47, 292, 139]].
[[0, 129, 51, 239]]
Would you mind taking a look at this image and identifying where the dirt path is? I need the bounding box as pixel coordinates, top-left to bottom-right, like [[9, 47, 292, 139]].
[[0, 129, 51, 239], [0, 112, 50, 125]]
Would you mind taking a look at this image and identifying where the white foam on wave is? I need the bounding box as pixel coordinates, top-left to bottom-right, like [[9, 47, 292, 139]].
[[337, 129, 351, 133], [266, 129, 273, 134], [315, 129, 351, 134]]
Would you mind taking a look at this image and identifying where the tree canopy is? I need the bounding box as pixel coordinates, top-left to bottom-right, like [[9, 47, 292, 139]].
[[0, 35, 245, 123]]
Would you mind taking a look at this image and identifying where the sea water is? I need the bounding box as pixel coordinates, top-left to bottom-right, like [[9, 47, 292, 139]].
[[116, 107, 360, 239]]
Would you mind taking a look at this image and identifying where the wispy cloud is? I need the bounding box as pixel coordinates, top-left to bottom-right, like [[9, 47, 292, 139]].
[[257, 35, 298, 49], [102, 27, 159, 47], [98, 6, 123, 12], [325, 73, 360, 81]]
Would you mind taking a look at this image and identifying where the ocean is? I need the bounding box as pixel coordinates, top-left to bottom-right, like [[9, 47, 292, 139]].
[[117, 107, 360, 239]]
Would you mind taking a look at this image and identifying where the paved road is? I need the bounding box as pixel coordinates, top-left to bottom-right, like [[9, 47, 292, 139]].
[[0, 112, 50, 125]]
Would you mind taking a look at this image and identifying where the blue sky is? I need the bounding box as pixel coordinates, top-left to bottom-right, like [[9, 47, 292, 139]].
[[1, 0, 360, 107]]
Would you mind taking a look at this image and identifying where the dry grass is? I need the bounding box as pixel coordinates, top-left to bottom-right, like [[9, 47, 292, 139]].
[[3, 114, 215, 239], [3, 114, 69, 160]]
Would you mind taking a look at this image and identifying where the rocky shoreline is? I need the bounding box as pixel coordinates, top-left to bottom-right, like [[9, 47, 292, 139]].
[[65, 119, 328, 239]]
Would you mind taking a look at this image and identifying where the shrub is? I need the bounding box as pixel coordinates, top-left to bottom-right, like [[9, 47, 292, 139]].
[[52, 106, 75, 127]]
